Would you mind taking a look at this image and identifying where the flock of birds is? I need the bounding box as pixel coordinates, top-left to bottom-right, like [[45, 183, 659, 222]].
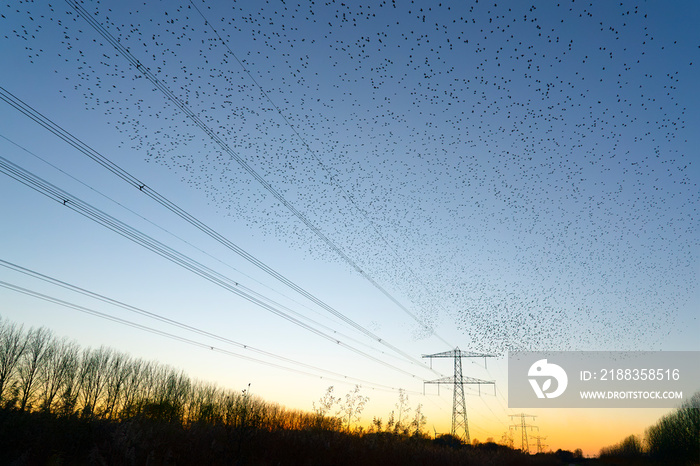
[[2, 0, 697, 353]]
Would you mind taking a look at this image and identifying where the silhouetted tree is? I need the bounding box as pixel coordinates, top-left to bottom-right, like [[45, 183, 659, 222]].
[[103, 351, 130, 418], [38, 337, 78, 413], [646, 391, 700, 464], [77, 346, 112, 417], [434, 434, 463, 449], [17, 326, 52, 411], [0, 318, 27, 405]]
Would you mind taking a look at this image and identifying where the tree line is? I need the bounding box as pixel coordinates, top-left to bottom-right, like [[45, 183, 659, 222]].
[[1, 316, 585, 465], [0, 316, 338, 430], [599, 391, 699, 465]]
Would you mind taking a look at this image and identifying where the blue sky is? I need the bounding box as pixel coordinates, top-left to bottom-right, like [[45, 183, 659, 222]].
[[1, 0, 697, 453]]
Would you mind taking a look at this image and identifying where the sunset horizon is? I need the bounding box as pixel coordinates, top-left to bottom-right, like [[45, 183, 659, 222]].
[[1, 0, 697, 464]]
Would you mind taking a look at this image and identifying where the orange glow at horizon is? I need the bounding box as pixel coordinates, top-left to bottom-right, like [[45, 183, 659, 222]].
[[474, 407, 673, 457], [354, 403, 675, 457]]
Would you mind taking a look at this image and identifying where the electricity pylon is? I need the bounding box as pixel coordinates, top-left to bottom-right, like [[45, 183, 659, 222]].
[[531, 435, 548, 453], [422, 348, 495, 444], [509, 413, 538, 454]]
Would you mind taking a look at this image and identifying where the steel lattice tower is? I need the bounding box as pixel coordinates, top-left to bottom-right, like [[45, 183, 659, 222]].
[[422, 348, 495, 443], [531, 435, 548, 454], [452, 353, 467, 441], [509, 413, 538, 453]]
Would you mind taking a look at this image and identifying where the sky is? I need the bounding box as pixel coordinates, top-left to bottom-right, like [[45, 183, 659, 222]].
[[1, 0, 698, 456]]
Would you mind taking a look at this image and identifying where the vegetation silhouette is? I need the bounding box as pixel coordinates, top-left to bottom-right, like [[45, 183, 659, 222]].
[[1, 317, 588, 465], [599, 391, 700, 465]]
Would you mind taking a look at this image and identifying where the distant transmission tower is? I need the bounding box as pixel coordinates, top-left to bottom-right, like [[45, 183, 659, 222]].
[[422, 348, 495, 444], [531, 435, 548, 454], [509, 413, 538, 454]]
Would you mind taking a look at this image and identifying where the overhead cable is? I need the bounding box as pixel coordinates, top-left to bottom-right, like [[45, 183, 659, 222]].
[[0, 86, 435, 371], [0, 279, 421, 395], [0, 257, 406, 370], [0, 155, 424, 380], [62, 0, 447, 347], [190, 0, 453, 348], [0, 132, 412, 359]]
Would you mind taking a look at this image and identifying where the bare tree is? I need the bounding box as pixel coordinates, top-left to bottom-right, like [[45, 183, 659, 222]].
[[77, 346, 112, 416], [119, 358, 145, 418], [56, 346, 82, 416], [39, 337, 79, 413], [0, 318, 28, 405], [152, 367, 191, 423], [2, 315, 377, 436], [189, 380, 221, 424], [17, 326, 53, 411], [103, 351, 131, 419], [138, 361, 160, 405], [232, 383, 261, 429], [219, 391, 239, 427]]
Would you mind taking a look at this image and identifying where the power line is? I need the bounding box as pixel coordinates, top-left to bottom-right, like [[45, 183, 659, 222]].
[[482, 357, 522, 426], [0, 86, 434, 373], [0, 131, 357, 335], [0, 256, 408, 370], [475, 393, 511, 432], [0, 155, 428, 380], [189, 0, 453, 348], [0, 133, 416, 364], [459, 354, 518, 427], [0, 279, 420, 395], [61, 0, 447, 347]]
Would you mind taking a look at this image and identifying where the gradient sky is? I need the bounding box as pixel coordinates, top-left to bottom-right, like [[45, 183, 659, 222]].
[[1, 0, 698, 456]]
